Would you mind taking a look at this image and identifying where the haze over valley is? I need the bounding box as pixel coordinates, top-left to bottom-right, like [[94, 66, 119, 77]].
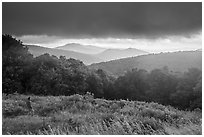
[[27, 43, 150, 64]]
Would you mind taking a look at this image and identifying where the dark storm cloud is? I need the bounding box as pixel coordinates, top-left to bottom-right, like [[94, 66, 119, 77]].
[[2, 2, 202, 38]]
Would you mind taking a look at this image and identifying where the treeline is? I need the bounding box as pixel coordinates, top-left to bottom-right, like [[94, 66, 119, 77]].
[[2, 35, 202, 110], [106, 67, 202, 110]]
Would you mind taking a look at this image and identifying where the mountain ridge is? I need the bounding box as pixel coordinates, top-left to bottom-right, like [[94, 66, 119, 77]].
[[55, 43, 149, 61], [89, 50, 202, 76], [95, 48, 149, 61], [55, 43, 106, 54], [27, 45, 103, 65]]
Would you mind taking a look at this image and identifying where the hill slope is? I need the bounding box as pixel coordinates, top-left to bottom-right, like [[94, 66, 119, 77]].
[[2, 94, 202, 135], [89, 51, 202, 76], [96, 48, 148, 61], [56, 43, 106, 54], [27, 45, 102, 65]]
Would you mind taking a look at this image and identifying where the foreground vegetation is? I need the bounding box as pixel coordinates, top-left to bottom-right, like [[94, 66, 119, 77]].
[[2, 93, 202, 135]]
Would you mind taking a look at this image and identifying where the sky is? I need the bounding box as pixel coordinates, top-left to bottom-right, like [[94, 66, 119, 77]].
[[2, 2, 202, 53]]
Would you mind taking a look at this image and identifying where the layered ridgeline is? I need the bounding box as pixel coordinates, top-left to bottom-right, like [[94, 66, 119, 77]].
[[55, 43, 148, 62], [55, 43, 106, 54], [27, 45, 103, 65], [27, 44, 149, 64], [89, 51, 202, 76], [96, 48, 148, 61]]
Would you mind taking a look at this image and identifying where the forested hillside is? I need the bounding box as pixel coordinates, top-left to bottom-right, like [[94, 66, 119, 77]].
[[2, 35, 202, 110], [89, 51, 202, 76], [2, 35, 113, 96]]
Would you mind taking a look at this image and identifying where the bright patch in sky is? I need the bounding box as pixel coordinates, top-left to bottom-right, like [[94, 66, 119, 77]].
[[16, 32, 202, 53]]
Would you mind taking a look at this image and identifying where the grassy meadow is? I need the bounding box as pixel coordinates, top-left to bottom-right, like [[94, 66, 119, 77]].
[[2, 93, 202, 135]]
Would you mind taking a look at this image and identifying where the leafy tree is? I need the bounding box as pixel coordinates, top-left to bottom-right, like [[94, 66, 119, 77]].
[[191, 76, 202, 109], [113, 68, 149, 100], [170, 68, 202, 109], [147, 67, 178, 105], [2, 34, 33, 94], [86, 72, 103, 97]]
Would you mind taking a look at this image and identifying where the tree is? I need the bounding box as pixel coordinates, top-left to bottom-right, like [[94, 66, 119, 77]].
[[191, 76, 202, 109], [170, 68, 202, 109], [86, 72, 104, 97], [2, 34, 33, 94], [147, 67, 178, 105], [113, 68, 149, 100]]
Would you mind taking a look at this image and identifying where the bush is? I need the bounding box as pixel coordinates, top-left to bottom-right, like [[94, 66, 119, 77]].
[[140, 108, 167, 121]]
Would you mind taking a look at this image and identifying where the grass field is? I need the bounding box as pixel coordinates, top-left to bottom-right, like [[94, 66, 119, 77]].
[[2, 93, 202, 135]]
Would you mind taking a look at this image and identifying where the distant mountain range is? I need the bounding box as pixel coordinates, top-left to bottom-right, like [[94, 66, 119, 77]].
[[55, 43, 106, 54], [27, 44, 201, 75], [56, 43, 148, 61], [27, 43, 149, 64], [89, 51, 202, 76], [96, 48, 149, 61], [27, 45, 102, 65]]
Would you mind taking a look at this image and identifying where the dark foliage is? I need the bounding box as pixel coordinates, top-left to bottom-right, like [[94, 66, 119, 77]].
[[111, 67, 201, 110], [2, 35, 33, 94], [2, 35, 202, 110]]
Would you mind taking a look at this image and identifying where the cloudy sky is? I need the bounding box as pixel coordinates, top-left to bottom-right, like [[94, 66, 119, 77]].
[[2, 2, 202, 52]]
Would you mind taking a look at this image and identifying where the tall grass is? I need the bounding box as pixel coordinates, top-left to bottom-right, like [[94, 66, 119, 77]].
[[2, 93, 202, 135]]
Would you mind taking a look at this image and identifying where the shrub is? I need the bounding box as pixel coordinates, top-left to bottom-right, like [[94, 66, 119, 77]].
[[140, 108, 167, 121], [68, 94, 84, 102]]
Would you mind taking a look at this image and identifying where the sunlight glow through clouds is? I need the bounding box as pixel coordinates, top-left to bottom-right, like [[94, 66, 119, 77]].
[[16, 32, 202, 53]]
